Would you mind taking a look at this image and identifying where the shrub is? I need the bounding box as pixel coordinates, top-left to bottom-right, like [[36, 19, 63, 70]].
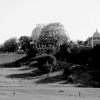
[[36, 54, 57, 74], [54, 43, 70, 61], [68, 46, 92, 65], [64, 65, 100, 87], [55, 42, 92, 65], [62, 64, 89, 83], [74, 70, 100, 87], [46, 47, 56, 55], [27, 47, 38, 58], [62, 67, 73, 80], [77, 46, 92, 65], [88, 44, 100, 70]]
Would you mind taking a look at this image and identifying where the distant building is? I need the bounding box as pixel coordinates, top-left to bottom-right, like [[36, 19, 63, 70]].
[[30, 25, 54, 53], [86, 37, 92, 46], [92, 29, 100, 47], [86, 29, 100, 48]]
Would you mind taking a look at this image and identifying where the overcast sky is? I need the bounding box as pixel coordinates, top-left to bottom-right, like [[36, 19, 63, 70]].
[[0, 0, 100, 44]]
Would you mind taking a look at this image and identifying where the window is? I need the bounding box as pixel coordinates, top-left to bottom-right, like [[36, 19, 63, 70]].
[[93, 37, 100, 40]]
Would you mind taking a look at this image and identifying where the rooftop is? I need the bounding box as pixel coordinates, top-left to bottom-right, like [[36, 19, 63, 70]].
[[93, 29, 100, 37]]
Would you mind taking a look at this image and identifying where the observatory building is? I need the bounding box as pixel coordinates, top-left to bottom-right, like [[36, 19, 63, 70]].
[[31, 25, 54, 52], [92, 29, 100, 47], [31, 24, 43, 41], [87, 29, 100, 47], [31, 25, 43, 48], [31, 25, 42, 48]]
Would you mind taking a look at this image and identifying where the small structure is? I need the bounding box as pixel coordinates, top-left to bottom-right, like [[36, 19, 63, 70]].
[[86, 29, 100, 48], [86, 37, 92, 46], [92, 29, 100, 47]]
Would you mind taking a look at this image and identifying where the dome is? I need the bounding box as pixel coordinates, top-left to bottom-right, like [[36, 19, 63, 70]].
[[31, 26, 41, 41], [93, 29, 100, 37]]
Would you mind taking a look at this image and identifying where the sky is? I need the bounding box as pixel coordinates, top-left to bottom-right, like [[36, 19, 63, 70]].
[[0, 0, 100, 44]]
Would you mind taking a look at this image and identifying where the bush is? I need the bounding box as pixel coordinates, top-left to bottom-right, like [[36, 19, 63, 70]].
[[55, 42, 92, 66], [62, 64, 90, 83], [62, 67, 73, 80], [77, 46, 92, 65], [46, 47, 56, 55], [27, 46, 38, 58], [36, 54, 57, 74], [64, 65, 100, 87], [88, 44, 100, 70], [54, 43, 70, 61], [68, 46, 92, 65], [73, 70, 100, 87]]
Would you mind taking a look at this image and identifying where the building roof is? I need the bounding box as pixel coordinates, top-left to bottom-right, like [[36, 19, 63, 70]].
[[31, 24, 45, 41], [31, 26, 41, 41], [93, 29, 100, 37]]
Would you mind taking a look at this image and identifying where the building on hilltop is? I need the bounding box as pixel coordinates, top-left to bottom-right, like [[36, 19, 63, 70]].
[[86, 37, 92, 47], [86, 29, 100, 48], [30, 25, 55, 53], [92, 29, 100, 47]]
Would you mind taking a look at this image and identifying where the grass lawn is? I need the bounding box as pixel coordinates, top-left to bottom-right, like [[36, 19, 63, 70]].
[[0, 54, 100, 100], [0, 54, 26, 64]]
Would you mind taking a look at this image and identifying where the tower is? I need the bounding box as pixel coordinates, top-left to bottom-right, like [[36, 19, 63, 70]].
[[92, 29, 100, 47]]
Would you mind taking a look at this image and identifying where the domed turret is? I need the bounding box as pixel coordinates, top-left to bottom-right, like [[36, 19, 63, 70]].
[[92, 29, 100, 47], [31, 26, 41, 41], [93, 29, 100, 37], [31, 24, 45, 41]]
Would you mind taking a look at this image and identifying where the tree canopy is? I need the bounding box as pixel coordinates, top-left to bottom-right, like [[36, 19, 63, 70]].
[[39, 22, 69, 46], [19, 36, 32, 53], [0, 37, 18, 52]]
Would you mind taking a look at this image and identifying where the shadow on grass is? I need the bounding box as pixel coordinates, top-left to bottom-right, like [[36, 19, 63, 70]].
[[60, 80, 100, 88], [0, 55, 36, 68], [75, 84, 93, 88], [6, 69, 44, 79], [19, 62, 38, 71], [36, 74, 63, 84], [0, 57, 25, 68], [0, 62, 20, 68]]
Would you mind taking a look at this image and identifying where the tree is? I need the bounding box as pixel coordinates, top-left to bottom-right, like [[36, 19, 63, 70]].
[[27, 46, 38, 57], [55, 43, 70, 61], [39, 22, 69, 46], [2, 37, 18, 52], [36, 54, 57, 75], [0, 45, 4, 53], [19, 36, 32, 53]]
